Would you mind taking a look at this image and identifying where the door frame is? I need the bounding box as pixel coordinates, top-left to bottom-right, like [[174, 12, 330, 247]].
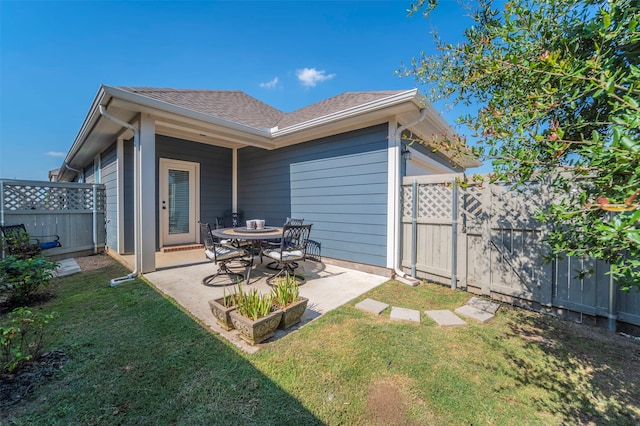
[[159, 158, 200, 247]]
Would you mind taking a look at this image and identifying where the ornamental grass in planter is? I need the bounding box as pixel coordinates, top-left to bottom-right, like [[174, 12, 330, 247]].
[[208, 285, 239, 331], [272, 273, 308, 330], [229, 284, 282, 345]]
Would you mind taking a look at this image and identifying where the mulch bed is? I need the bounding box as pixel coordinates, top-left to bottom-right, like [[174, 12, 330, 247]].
[[0, 350, 69, 409]]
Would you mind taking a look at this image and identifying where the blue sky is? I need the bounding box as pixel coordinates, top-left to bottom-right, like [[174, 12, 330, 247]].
[[1, 0, 484, 180]]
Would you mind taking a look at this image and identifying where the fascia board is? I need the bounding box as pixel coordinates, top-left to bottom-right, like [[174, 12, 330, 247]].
[[104, 86, 271, 139], [272, 89, 419, 138]]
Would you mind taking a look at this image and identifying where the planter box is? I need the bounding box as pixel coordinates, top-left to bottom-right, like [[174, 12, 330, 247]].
[[276, 297, 309, 329], [208, 297, 237, 331], [229, 309, 283, 345]]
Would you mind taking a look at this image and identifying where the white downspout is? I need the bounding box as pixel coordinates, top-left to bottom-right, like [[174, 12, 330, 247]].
[[98, 105, 141, 286], [393, 108, 428, 282]]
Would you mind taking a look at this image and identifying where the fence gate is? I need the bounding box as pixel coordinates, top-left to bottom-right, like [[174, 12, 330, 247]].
[[400, 174, 640, 328]]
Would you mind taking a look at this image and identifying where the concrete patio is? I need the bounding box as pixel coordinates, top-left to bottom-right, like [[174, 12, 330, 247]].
[[115, 249, 389, 353]]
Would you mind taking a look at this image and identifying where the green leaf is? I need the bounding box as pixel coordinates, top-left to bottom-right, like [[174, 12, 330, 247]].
[[621, 136, 640, 153], [602, 11, 611, 28], [627, 229, 640, 245], [605, 79, 615, 93]]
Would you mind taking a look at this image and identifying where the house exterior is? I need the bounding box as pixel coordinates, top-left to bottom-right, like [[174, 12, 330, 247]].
[[58, 85, 480, 274]]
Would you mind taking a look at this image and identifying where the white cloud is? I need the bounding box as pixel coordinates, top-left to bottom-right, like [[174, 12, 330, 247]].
[[259, 76, 279, 89], [296, 68, 336, 87], [45, 151, 66, 158]]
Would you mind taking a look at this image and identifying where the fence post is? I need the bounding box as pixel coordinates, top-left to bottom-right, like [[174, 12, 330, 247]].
[[608, 266, 618, 332], [92, 184, 98, 255], [0, 179, 4, 226], [608, 212, 618, 332], [1, 179, 4, 258], [451, 177, 459, 289], [411, 179, 418, 278]]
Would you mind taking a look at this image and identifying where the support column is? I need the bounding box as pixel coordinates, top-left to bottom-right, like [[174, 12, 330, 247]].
[[139, 114, 156, 273], [386, 120, 399, 269], [232, 148, 238, 212], [116, 137, 124, 253]]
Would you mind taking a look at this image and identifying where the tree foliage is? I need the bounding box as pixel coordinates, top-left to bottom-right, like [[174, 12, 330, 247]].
[[403, 0, 640, 289]]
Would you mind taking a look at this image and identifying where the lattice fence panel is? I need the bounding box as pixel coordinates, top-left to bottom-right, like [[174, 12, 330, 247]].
[[460, 185, 486, 232], [401, 185, 413, 218], [417, 184, 452, 221], [2, 183, 105, 211]]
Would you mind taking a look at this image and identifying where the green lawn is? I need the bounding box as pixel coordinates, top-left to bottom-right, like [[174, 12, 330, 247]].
[[2, 257, 639, 425]]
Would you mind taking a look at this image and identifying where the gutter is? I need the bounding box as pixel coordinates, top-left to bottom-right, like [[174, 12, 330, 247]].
[[98, 105, 141, 286], [393, 108, 428, 285], [272, 89, 419, 137]]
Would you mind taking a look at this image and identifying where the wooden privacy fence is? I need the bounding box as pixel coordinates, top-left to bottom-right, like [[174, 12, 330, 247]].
[[1, 179, 106, 260], [400, 174, 640, 329]]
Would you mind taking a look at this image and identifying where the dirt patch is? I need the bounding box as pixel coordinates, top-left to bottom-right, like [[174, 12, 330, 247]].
[[0, 350, 69, 410], [365, 378, 408, 425], [75, 253, 119, 271]]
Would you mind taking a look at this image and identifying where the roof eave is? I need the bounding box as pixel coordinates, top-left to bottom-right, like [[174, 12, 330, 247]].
[[271, 89, 420, 139], [58, 85, 110, 181], [105, 86, 271, 139]]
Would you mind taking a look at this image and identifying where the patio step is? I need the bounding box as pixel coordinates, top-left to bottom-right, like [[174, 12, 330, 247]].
[[162, 244, 204, 253]]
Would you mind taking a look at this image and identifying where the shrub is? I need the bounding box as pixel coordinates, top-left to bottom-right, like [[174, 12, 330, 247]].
[[0, 307, 58, 373], [0, 256, 57, 304], [1, 229, 40, 259]]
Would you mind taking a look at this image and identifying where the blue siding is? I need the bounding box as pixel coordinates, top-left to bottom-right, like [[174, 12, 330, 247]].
[[84, 161, 95, 183], [101, 144, 118, 251], [239, 124, 389, 267], [156, 135, 233, 247]]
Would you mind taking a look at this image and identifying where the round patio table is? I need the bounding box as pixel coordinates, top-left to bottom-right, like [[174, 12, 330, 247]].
[[211, 226, 282, 240], [211, 226, 283, 283]]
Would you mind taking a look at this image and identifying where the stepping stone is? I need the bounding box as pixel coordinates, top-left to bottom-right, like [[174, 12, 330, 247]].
[[425, 310, 467, 327], [390, 306, 420, 323], [455, 305, 495, 323], [466, 297, 500, 314], [355, 298, 389, 315], [55, 258, 81, 277]]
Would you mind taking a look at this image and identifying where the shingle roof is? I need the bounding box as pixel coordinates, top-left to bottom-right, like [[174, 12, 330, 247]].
[[277, 91, 406, 129], [117, 87, 285, 129], [116, 87, 409, 131]]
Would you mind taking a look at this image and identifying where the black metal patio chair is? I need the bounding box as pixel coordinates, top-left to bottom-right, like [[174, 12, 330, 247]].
[[262, 223, 312, 285], [261, 217, 304, 268], [199, 221, 249, 286]]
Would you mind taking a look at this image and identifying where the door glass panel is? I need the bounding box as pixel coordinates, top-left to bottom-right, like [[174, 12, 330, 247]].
[[168, 169, 190, 234]]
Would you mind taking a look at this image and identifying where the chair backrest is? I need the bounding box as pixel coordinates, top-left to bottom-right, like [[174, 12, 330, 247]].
[[222, 210, 243, 228], [1, 224, 37, 257], [199, 222, 216, 252], [279, 224, 312, 256], [0, 224, 28, 241], [285, 217, 304, 226]]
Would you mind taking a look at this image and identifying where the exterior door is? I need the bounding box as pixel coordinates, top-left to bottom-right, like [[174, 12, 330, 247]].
[[160, 159, 199, 246]]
